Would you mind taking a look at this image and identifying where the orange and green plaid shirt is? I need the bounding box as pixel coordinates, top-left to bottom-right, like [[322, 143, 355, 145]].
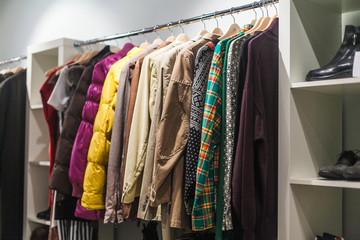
[[192, 24, 252, 231]]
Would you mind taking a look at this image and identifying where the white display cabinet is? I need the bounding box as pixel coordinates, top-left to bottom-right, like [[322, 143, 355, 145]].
[[279, 0, 360, 239], [24, 38, 78, 239], [23, 37, 121, 240]]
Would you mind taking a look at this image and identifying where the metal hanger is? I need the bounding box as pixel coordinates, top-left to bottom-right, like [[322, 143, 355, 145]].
[[211, 11, 223, 35], [127, 32, 133, 43], [219, 7, 241, 40], [166, 23, 176, 42], [140, 30, 150, 49], [153, 26, 163, 45], [176, 20, 190, 42], [251, 2, 258, 25]]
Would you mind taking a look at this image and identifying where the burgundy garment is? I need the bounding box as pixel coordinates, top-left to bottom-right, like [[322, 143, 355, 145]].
[[232, 18, 278, 240], [40, 70, 60, 206], [69, 43, 134, 220]]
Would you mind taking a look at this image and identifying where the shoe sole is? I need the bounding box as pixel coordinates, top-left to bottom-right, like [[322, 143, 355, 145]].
[[318, 171, 344, 180], [306, 69, 352, 81]]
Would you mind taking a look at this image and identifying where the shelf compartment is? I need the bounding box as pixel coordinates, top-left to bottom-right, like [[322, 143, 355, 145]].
[[28, 216, 50, 226], [291, 177, 360, 189], [306, 0, 360, 13], [291, 77, 360, 95], [29, 161, 50, 167]]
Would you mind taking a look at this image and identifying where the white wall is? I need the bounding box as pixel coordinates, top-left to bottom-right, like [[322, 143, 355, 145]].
[[0, 0, 278, 62]]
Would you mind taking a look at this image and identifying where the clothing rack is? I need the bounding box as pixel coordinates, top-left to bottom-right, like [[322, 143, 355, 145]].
[[74, 0, 278, 47], [0, 55, 27, 66]]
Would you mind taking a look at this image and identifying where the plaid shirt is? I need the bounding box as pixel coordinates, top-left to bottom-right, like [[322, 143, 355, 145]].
[[192, 25, 251, 231]]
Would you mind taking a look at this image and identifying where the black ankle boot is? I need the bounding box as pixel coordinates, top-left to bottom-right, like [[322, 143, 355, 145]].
[[306, 25, 360, 81]]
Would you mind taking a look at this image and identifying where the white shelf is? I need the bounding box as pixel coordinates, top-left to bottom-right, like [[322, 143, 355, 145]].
[[28, 216, 50, 226], [29, 161, 50, 167], [291, 77, 360, 95], [31, 104, 43, 109], [27, 38, 75, 55], [290, 177, 360, 189]]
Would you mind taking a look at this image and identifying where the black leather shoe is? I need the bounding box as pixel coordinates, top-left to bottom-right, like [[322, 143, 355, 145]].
[[315, 232, 342, 240], [36, 207, 51, 221], [343, 157, 360, 180], [323, 232, 341, 240], [318, 150, 359, 179], [306, 25, 360, 81]]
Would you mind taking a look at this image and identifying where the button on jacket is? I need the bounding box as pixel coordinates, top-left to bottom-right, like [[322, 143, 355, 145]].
[[81, 47, 143, 210], [151, 33, 220, 229], [105, 44, 158, 224], [122, 41, 185, 205]]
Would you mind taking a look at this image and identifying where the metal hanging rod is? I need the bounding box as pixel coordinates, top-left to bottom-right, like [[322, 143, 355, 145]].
[[74, 0, 278, 47], [0, 55, 27, 66]]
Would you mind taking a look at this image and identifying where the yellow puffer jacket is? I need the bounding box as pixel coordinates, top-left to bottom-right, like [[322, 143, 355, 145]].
[[81, 47, 144, 210]]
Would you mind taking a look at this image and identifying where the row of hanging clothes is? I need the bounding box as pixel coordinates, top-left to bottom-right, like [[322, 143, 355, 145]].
[[39, 2, 279, 240], [0, 58, 27, 240]]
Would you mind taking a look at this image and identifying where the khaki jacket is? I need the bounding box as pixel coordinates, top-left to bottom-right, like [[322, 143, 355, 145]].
[[151, 33, 220, 229], [122, 41, 186, 205]]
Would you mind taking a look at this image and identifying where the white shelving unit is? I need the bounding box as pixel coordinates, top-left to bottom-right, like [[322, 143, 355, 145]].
[[23, 38, 114, 240], [279, 0, 360, 239], [28, 216, 51, 226], [23, 38, 78, 240]]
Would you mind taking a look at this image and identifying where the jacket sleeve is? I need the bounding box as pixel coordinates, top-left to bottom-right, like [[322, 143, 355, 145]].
[[104, 66, 130, 223], [122, 57, 152, 204], [232, 54, 256, 240]]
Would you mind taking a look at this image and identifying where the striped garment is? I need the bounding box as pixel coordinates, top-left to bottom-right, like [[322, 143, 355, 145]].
[[57, 220, 93, 240], [192, 24, 251, 231]]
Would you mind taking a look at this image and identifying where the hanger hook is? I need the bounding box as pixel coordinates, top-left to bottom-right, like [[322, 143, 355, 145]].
[[230, 7, 236, 23], [263, 1, 269, 17], [127, 32, 133, 43], [142, 29, 148, 42], [213, 12, 219, 28], [178, 20, 185, 33], [154, 26, 161, 38], [252, 2, 258, 20], [201, 15, 206, 30], [167, 23, 174, 35], [272, 0, 278, 15], [258, 1, 264, 17]]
